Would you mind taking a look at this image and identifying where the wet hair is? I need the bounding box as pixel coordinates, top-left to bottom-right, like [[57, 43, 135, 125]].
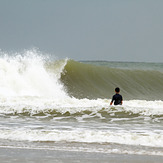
[[115, 87, 120, 93]]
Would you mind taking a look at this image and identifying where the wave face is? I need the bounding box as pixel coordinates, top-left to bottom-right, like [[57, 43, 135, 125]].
[[61, 60, 163, 100]]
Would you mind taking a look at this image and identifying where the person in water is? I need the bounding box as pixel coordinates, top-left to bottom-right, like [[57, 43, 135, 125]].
[[110, 87, 123, 105]]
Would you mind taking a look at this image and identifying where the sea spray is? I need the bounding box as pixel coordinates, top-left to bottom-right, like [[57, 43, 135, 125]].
[[0, 50, 68, 97]]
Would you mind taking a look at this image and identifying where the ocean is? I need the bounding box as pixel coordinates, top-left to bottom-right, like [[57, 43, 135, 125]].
[[0, 50, 163, 162]]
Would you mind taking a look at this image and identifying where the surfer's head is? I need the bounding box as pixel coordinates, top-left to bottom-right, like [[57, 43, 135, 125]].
[[115, 87, 120, 93]]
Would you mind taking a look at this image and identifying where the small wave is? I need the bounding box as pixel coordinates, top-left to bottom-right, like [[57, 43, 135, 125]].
[[0, 96, 163, 118], [0, 127, 163, 148]]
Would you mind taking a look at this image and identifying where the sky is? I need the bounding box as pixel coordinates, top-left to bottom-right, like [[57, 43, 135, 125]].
[[0, 0, 163, 62]]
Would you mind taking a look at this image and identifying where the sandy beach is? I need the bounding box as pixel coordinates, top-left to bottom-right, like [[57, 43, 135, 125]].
[[0, 147, 163, 163]]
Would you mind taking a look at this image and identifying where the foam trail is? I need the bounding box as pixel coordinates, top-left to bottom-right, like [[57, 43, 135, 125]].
[[0, 128, 163, 148]]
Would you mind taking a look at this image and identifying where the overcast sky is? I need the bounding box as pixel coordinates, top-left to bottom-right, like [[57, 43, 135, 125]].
[[0, 0, 163, 62]]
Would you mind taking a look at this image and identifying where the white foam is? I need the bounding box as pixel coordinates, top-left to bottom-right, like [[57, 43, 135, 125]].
[[0, 50, 68, 98], [124, 100, 163, 116], [0, 96, 163, 116], [0, 128, 163, 148]]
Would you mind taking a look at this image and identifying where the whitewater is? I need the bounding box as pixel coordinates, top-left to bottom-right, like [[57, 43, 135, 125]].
[[0, 49, 163, 156]]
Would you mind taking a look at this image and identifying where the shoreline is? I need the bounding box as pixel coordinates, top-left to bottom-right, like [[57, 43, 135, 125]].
[[0, 146, 163, 163]]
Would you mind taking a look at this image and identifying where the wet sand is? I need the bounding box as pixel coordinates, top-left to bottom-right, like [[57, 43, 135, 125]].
[[0, 147, 163, 163]]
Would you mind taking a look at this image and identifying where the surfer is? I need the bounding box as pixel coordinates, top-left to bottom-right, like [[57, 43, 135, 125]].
[[110, 87, 123, 105]]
